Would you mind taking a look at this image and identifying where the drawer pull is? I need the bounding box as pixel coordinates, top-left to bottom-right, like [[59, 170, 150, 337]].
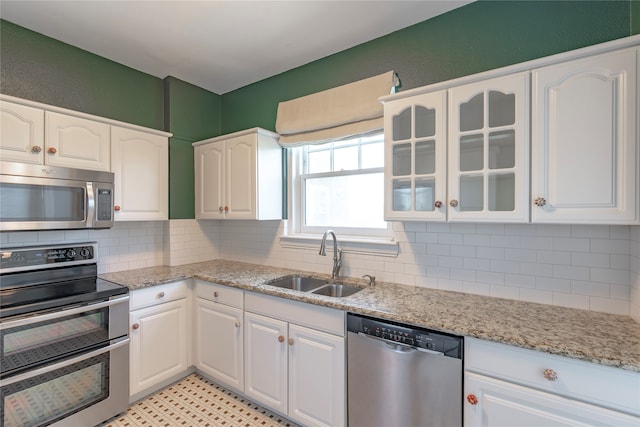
[[132, 323, 140, 330], [213, 291, 219, 298], [449, 199, 459, 208], [158, 291, 165, 298], [31, 145, 42, 153], [47, 147, 57, 154], [278, 335, 285, 343], [543, 368, 558, 381], [466, 394, 478, 405]]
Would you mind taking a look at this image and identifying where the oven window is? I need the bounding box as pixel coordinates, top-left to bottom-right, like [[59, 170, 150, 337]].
[[1, 352, 109, 427], [0, 183, 85, 222], [1, 308, 108, 376]]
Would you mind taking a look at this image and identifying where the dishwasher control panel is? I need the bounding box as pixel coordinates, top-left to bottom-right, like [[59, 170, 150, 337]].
[[347, 313, 463, 359]]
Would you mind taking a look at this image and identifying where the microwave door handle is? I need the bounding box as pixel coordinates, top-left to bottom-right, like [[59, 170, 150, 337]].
[[0, 336, 129, 387], [86, 181, 96, 227]]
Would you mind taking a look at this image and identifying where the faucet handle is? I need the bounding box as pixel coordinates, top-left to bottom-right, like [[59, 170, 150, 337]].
[[362, 274, 376, 287]]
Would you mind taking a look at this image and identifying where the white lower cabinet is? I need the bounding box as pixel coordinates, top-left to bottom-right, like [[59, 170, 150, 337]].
[[194, 281, 244, 392], [129, 281, 190, 400], [464, 338, 640, 427], [244, 292, 346, 427]]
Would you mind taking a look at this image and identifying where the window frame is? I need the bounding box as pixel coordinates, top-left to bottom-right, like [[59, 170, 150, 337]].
[[284, 134, 396, 244]]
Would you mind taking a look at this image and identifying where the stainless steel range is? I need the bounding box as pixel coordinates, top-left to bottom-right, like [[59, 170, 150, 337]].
[[0, 242, 129, 427]]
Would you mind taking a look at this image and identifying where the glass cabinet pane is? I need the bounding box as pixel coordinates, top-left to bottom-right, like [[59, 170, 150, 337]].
[[415, 106, 436, 138], [392, 179, 411, 211], [488, 173, 515, 211], [488, 91, 515, 127], [459, 175, 483, 211], [415, 140, 436, 175], [460, 134, 483, 171], [415, 178, 435, 211], [392, 108, 412, 141], [488, 130, 515, 169], [459, 93, 484, 131], [392, 143, 412, 176]]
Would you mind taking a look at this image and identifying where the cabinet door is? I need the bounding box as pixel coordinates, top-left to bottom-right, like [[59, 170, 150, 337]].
[[532, 48, 638, 224], [194, 141, 224, 219], [195, 298, 244, 391], [244, 311, 288, 414], [129, 298, 189, 397], [225, 134, 257, 219], [45, 111, 110, 171], [111, 127, 168, 221], [448, 72, 529, 222], [0, 101, 45, 164], [384, 91, 447, 221], [288, 324, 345, 427], [465, 373, 640, 427]]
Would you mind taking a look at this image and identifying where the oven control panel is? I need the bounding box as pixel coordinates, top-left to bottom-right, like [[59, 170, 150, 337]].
[[0, 243, 97, 272]]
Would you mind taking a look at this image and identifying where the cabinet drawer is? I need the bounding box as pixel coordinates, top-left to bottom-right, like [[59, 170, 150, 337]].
[[465, 338, 640, 415], [194, 280, 243, 308], [245, 292, 344, 336], [130, 280, 189, 311]]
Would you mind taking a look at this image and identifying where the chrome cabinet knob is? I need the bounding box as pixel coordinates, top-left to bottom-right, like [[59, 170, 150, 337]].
[[288, 338, 294, 346], [534, 197, 547, 207], [213, 291, 219, 298], [158, 291, 165, 298], [235, 321, 241, 328], [132, 323, 140, 330], [31, 145, 42, 153], [449, 199, 459, 208], [219, 206, 224, 213], [434, 201, 443, 208]]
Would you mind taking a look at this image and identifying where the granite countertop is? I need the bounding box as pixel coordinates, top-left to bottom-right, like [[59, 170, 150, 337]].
[[100, 259, 640, 372]]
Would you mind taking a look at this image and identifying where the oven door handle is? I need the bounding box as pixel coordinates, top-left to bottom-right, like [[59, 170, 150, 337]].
[[0, 295, 130, 330], [0, 336, 129, 386]]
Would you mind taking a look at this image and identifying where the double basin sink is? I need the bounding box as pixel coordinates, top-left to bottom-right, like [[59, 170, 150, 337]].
[[266, 275, 363, 297]]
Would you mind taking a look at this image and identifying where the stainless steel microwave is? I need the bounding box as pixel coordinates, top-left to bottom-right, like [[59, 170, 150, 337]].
[[0, 161, 114, 231]]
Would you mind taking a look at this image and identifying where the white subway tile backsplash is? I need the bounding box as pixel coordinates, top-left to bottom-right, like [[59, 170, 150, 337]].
[[4, 220, 634, 319], [552, 292, 590, 310]]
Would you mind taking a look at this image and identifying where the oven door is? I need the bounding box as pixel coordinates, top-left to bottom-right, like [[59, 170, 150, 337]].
[[0, 296, 129, 378], [0, 336, 129, 427]]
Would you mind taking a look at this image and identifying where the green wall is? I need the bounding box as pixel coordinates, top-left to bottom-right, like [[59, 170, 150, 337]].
[[0, 20, 164, 130], [163, 77, 221, 218], [1, 1, 636, 220], [220, 0, 633, 134]]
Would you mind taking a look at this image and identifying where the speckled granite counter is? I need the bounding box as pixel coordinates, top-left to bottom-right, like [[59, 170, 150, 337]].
[[100, 259, 640, 372]]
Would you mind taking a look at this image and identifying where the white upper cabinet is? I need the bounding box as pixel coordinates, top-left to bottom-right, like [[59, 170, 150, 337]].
[[0, 101, 45, 164], [383, 72, 529, 223], [448, 72, 530, 222], [111, 126, 169, 221], [531, 47, 638, 224], [193, 128, 282, 220], [45, 111, 111, 171], [384, 91, 447, 221]]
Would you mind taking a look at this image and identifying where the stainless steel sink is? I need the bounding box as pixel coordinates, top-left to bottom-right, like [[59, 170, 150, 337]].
[[311, 283, 363, 297], [267, 275, 364, 297], [267, 275, 328, 292]]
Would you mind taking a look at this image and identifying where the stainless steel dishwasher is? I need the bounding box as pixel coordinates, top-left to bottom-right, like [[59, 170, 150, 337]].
[[347, 313, 463, 427]]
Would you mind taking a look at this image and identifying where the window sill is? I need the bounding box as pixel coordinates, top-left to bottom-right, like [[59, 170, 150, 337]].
[[279, 233, 399, 257]]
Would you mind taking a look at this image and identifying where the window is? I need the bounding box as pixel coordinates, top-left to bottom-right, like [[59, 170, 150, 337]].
[[288, 133, 392, 239]]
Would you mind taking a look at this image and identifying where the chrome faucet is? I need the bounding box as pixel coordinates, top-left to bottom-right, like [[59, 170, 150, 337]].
[[319, 230, 343, 282]]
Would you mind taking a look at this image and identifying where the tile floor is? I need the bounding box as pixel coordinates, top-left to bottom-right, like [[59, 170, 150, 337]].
[[102, 373, 300, 427]]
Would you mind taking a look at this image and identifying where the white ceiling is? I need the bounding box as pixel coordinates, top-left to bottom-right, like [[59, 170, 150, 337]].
[[0, 1, 471, 94]]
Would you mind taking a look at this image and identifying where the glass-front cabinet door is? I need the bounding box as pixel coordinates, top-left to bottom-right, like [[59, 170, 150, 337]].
[[447, 72, 530, 222], [384, 91, 447, 221]]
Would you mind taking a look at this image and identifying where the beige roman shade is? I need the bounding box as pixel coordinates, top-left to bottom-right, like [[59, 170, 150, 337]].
[[275, 71, 398, 146]]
